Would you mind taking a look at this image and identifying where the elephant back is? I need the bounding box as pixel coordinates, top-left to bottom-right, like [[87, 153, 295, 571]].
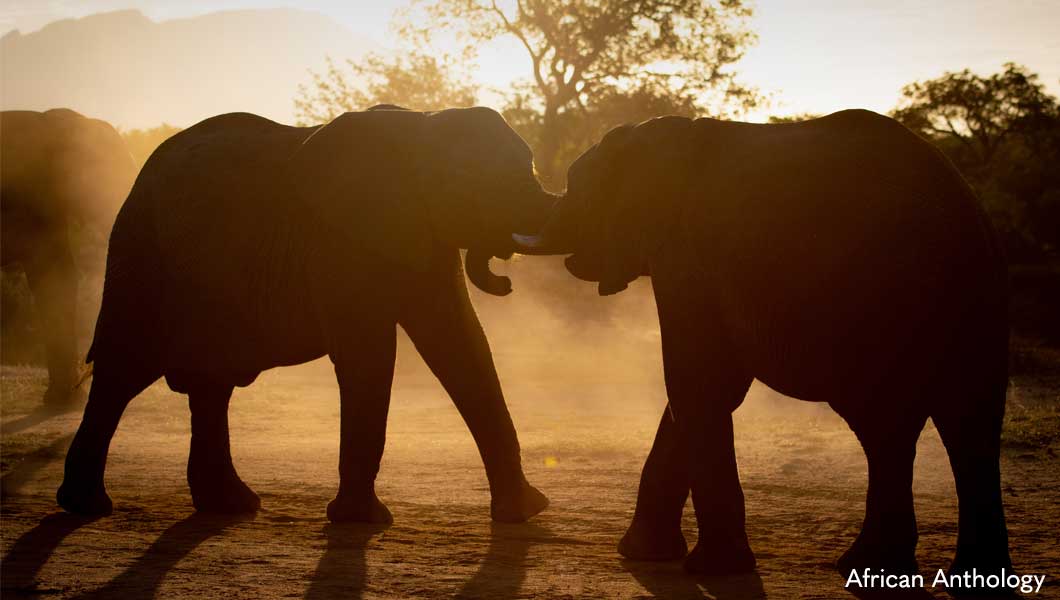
[[89, 113, 319, 371], [144, 114, 313, 289]]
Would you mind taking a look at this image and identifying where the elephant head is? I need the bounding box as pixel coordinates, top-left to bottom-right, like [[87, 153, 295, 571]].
[[292, 106, 555, 296], [60, 112, 139, 228], [0, 109, 137, 231], [512, 116, 697, 295]]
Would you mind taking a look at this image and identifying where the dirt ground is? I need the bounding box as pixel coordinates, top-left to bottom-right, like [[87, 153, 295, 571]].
[[2, 337, 1058, 598]]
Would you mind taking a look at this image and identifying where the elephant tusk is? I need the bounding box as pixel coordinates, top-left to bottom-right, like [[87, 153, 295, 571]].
[[511, 233, 570, 255]]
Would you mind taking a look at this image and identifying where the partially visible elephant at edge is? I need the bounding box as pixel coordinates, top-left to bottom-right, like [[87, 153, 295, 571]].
[[1, 109, 137, 404], [58, 106, 552, 524], [515, 110, 1011, 592]]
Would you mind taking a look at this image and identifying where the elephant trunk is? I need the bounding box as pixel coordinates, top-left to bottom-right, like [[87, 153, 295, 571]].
[[510, 194, 579, 256], [511, 194, 608, 284], [465, 188, 558, 296], [465, 247, 514, 296]]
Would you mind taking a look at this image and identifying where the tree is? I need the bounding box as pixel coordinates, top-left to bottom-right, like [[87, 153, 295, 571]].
[[893, 63, 1056, 169], [294, 52, 478, 125], [502, 81, 701, 182], [401, 0, 760, 187], [892, 64, 1060, 260], [767, 112, 820, 124], [121, 124, 182, 168]]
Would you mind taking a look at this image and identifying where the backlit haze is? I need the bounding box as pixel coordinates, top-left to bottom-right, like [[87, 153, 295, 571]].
[[2, 0, 1058, 127]]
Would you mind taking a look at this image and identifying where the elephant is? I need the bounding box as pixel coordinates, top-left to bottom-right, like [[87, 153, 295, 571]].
[[513, 110, 1011, 589], [57, 106, 552, 524], [1, 109, 137, 404]]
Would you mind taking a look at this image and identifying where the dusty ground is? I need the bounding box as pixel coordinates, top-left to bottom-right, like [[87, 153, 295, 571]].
[[2, 338, 1058, 599]]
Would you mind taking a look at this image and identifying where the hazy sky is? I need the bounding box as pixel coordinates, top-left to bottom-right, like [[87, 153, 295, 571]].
[[3, 0, 1058, 120]]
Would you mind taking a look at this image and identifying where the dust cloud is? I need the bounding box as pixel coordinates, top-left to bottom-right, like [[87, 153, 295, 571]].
[[273, 252, 809, 421], [4, 239, 1057, 600]]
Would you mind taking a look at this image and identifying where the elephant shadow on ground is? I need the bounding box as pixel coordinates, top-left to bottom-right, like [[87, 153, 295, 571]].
[[0, 432, 74, 497], [1, 401, 82, 437], [304, 522, 390, 600], [72, 513, 248, 600], [455, 522, 557, 599], [1, 401, 81, 499], [0, 512, 99, 595], [623, 559, 768, 599], [304, 520, 584, 599]]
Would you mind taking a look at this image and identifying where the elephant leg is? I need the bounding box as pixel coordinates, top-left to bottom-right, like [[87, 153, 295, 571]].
[[326, 322, 397, 524], [836, 408, 925, 575], [618, 408, 691, 561], [933, 380, 1012, 589], [399, 270, 547, 523], [23, 233, 80, 405], [651, 296, 754, 574], [681, 403, 756, 575], [57, 363, 160, 515], [187, 382, 260, 514]]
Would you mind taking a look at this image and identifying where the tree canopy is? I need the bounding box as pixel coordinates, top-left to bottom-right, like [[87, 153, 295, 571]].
[[401, 0, 760, 186], [893, 63, 1057, 168], [120, 124, 182, 168], [296, 1, 760, 187], [291, 8, 1058, 260], [294, 52, 478, 125], [893, 63, 1060, 259]]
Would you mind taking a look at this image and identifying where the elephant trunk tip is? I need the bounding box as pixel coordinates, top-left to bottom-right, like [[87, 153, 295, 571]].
[[598, 281, 629, 296], [465, 248, 514, 296]]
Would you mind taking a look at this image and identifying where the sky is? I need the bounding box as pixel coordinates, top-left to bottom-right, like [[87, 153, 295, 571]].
[[2, 0, 1058, 121]]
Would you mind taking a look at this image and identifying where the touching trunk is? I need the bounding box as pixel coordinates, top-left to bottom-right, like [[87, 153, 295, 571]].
[[510, 192, 580, 256], [465, 248, 513, 296], [464, 187, 557, 296], [510, 194, 609, 285]]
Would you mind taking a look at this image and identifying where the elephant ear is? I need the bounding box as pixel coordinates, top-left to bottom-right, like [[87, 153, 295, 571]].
[[291, 110, 433, 273], [596, 117, 697, 295]]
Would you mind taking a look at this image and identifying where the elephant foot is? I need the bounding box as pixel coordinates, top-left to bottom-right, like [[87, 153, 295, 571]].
[[618, 518, 688, 561], [836, 537, 918, 577], [190, 475, 261, 514], [327, 491, 394, 524], [57, 480, 113, 516], [490, 482, 549, 523], [683, 540, 757, 576]]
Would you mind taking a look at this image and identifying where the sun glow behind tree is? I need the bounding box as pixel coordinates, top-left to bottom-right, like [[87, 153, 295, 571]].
[[297, 0, 761, 189]]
